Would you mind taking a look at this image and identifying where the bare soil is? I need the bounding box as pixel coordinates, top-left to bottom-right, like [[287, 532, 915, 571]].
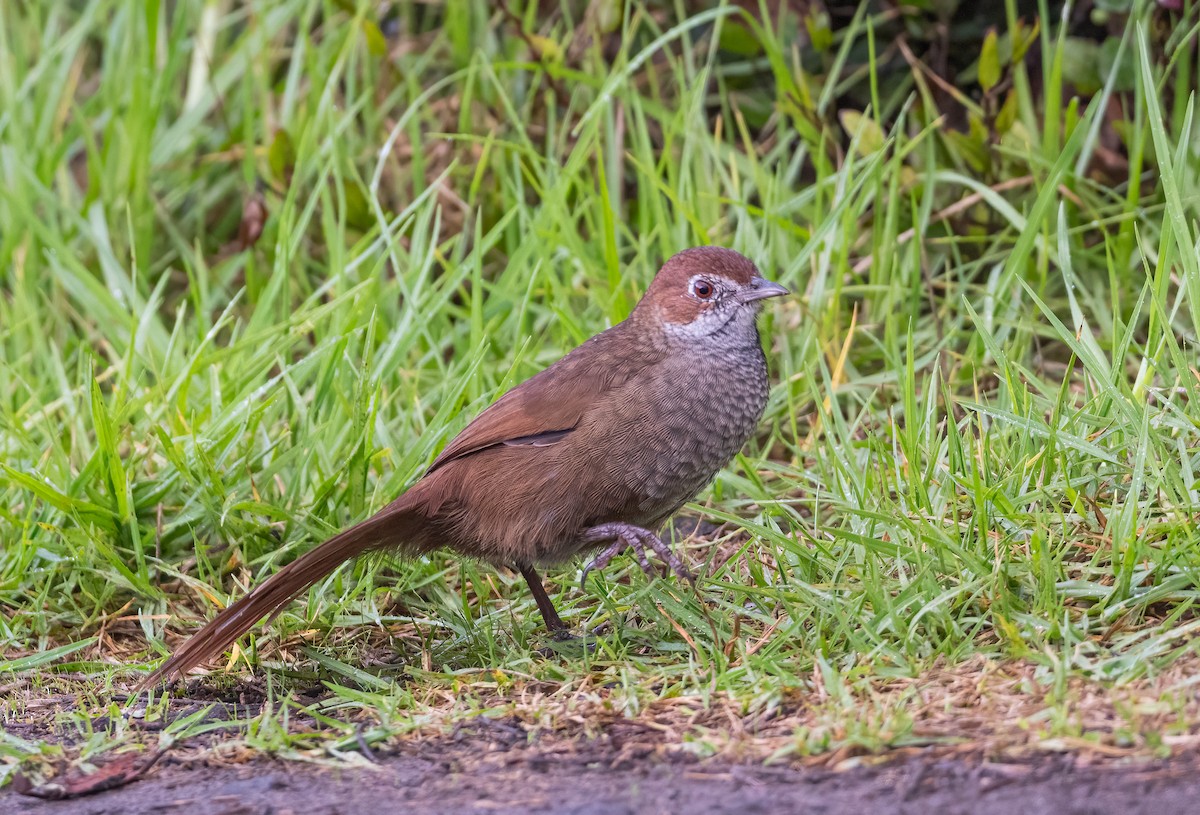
[[10, 650, 1200, 813], [7, 734, 1200, 815]]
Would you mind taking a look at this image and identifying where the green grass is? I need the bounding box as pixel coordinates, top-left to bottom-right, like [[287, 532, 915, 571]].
[[3, 0, 1200, 775]]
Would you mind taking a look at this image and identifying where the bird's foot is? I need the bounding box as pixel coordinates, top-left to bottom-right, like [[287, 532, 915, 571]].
[[579, 523, 695, 589]]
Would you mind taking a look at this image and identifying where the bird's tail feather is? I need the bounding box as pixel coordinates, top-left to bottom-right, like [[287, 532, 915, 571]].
[[140, 497, 423, 689]]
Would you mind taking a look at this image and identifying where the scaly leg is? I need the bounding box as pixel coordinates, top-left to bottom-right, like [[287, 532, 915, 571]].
[[518, 563, 573, 638], [578, 522, 695, 589]]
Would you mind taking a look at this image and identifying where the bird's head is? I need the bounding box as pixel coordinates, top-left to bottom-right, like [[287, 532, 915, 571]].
[[637, 247, 788, 342]]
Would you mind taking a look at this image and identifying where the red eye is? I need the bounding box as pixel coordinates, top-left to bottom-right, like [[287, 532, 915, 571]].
[[692, 280, 714, 299]]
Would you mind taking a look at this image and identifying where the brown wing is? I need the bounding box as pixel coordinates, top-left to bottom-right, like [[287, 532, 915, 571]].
[[427, 323, 655, 473]]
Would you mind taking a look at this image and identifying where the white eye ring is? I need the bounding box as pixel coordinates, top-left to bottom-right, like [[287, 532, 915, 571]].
[[690, 278, 715, 300]]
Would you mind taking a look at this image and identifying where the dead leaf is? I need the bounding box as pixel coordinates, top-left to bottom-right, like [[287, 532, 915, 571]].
[[13, 748, 165, 800], [237, 191, 267, 251]]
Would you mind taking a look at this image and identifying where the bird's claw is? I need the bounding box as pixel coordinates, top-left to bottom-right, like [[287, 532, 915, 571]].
[[579, 540, 622, 589], [579, 523, 695, 589]]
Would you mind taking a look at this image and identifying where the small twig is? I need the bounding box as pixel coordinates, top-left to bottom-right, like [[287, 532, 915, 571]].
[[355, 723, 379, 763], [897, 36, 980, 115], [852, 175, 1036, 275]]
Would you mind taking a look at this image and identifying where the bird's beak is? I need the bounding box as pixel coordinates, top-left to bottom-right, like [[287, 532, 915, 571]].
[[740, 276, 790, 303]]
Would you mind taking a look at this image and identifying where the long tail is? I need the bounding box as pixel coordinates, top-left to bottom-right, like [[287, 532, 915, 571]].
[[140, 497, 425, 689]]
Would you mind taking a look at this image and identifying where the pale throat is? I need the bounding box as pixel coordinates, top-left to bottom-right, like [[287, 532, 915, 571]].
[[656, 303, 760, 348]]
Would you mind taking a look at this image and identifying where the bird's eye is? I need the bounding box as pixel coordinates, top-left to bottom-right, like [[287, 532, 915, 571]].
[[691, 280, 714, 299]]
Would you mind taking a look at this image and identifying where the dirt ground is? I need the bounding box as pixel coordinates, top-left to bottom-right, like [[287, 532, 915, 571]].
[[7, 733, 1200, 815], [10, 651, 1200, 814]]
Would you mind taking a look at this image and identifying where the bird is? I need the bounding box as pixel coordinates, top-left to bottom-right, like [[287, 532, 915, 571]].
[[140, 246, 787, 687]]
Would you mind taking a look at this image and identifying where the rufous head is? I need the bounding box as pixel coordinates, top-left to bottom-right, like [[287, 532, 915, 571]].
[[637, 247, 788, 340]]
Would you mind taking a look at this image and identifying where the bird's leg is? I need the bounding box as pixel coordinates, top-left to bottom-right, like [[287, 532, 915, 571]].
[[579, 522, 695, 589], [518, 563, 573, 639]]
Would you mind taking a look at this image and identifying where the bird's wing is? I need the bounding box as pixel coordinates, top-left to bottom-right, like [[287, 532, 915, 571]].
[[427, 327, 651, 472]]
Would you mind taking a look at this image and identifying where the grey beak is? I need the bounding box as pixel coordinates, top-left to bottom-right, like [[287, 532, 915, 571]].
[[740, 276, 790, 303]]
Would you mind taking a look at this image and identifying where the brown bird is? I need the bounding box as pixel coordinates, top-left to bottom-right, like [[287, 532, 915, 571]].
[[142, 247, 787, 687]]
